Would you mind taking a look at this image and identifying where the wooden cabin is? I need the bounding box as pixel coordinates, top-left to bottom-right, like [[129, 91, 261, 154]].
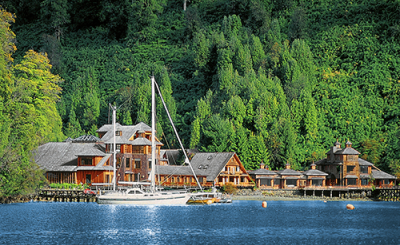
[[247, 163, 279, 189], [35, 135, 113, 185], [316, 139, 396, 188]]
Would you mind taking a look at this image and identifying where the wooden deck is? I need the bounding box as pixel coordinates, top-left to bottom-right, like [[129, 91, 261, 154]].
[[38, 189, 97, 202]]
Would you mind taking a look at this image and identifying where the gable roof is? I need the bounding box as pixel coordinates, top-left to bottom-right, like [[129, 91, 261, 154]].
[[98, 122, 162, 145], [190, 152, 236, 182], [34, 142, 107, 172]]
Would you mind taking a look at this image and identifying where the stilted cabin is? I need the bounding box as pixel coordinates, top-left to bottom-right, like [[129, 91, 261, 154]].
[[34, 135, 113, 185], [315, 140, 396, 188], [249, 139, 396, 190]]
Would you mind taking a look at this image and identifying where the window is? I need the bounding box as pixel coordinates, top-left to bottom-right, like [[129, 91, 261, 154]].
[[148, 160, 152, 169], [260, 179, 271, 186], [135, 160, 141, 169], [116, 131, 122, 136], [360, 166, 368, 173], [384, 179, 390, 185], [361, 179, 368, 185], [286, 179, 297, 186], [106, 174, 110, 183], [347, 166, 355, 172], [116, 144, 121, 151], [347, 179, 356, 185], [81, 157, 92, 166], [274, 179, 281, 186], [312, 179, 322, 186], [126, 158, 130, 168], [198, 177, 203, 183], [86, 174, 91, 184]]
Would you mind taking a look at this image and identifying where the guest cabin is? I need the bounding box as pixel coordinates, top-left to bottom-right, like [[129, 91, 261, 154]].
[[249, 139, 396, 189]]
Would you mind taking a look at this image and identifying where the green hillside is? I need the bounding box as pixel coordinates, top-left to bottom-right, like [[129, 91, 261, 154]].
[[1, 0, 400, 199]]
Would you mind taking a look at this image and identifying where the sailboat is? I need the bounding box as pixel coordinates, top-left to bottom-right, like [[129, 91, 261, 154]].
[[97, 76, 200, 205]]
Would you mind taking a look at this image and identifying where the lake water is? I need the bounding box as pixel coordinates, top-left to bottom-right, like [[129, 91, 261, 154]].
[[1, 200, 399, 244]]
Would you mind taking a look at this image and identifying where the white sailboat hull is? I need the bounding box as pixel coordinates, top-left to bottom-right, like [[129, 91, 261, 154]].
[[97, 191, 192, 205]]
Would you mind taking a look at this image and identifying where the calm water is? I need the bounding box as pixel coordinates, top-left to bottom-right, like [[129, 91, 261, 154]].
[[1, 200, 399, 244]]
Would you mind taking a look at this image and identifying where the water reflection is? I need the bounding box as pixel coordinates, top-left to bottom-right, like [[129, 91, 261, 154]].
[[1, 201, 400, 244]]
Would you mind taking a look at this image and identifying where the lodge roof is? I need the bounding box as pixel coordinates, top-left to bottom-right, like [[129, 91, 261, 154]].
[[372, 170, 397, 180], [155, 165, 196, 176], [190, 152, 237, 182], [72, 135, 100, 143], [99, 122, 162, 145], [358, 158, 374, 166], [303, 169, 329, 176], [247, 169, 277, 175], [34, 142, 107, 172]]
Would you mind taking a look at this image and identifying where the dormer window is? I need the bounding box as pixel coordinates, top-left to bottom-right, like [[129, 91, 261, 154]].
[[81, 157, 93, 166], [116, 131, 122, 136], [116, 144, 121, 151]]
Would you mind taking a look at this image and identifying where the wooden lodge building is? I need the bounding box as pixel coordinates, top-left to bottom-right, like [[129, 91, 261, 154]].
[[35, 123, 396, 190], [248, 140, 396, 190], [35, 122, 253, 189]]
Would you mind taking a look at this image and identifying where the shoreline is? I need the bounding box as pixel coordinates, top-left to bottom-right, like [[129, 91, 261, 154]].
[[232, 195, 374, 202]]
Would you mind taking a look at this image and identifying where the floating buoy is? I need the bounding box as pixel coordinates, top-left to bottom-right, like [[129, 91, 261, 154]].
[[346, 204, 355, 210], [324, 200, 327, 203], [262, 201, 267, 208]]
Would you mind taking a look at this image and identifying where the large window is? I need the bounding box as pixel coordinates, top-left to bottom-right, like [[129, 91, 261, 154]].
[[81, 157, 93, 166], [286, 179, 297, 186], [347, 179, 356, 185], [312, 179, 322, 186], [260, 179, 272, 186], [347, 166, 355, 172], [126, 158, 130, 168], [384, 179, 390, 185]]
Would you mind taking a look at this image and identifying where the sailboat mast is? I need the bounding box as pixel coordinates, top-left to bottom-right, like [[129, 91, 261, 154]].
[[151, 76, 156, 192], [111, 104, 117, 191]]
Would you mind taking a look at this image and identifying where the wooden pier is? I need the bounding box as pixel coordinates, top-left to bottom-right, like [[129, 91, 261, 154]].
[[38, 189, 97, 202]]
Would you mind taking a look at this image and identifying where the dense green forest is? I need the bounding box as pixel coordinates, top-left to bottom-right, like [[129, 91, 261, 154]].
[[1, 0, 400, 199]]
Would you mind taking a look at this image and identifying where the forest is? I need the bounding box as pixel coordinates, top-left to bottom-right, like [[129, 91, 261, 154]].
[[0, 0, 400, 199]]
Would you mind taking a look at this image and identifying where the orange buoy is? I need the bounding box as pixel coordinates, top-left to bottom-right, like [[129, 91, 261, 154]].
[[262, 201, 267, 208], [346, 204, 355, 210], [324, 200, 327, 203]]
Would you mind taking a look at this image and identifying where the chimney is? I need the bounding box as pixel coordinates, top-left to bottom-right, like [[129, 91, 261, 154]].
[[345, 140, 352, 148], [311, 162, 316, 170], [285, 161, 291, 169], [260, 161, 265, 169]]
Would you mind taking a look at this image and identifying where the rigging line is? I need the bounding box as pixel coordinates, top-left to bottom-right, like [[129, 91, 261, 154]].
[[155, 113, 184, 185], [154, 80, 202, 191]]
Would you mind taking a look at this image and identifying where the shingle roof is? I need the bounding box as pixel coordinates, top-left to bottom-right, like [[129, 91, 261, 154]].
[[155, 165, 195, 176], [247, 169, 277, 175], [358, 158, 374, 166], [303, 169, 328, 176], [34, 142, 107, 172], [372, 170, 397, 179], [72, 135, 100, 143], [336, 147, 360, 155], [190, 152, 236, 182], [99, 122, 162, 145]]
